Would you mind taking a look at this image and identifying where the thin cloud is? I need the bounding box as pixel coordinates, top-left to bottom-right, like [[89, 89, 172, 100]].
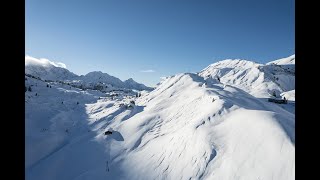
[[49, 61, 67, 68], [140, 69, 155, 73], [25, 55, 67, 69]]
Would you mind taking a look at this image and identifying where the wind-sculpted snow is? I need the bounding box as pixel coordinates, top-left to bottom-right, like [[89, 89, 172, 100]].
[[25, 70, 294, 180], [198, 55, 295, 98]]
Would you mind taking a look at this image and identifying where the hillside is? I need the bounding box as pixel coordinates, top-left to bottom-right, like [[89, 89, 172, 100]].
[[198, 55, 295, 98], [25, 60, 294, 180]]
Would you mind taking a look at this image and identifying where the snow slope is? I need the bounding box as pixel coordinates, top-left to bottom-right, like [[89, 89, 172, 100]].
[[198, 55, 295, 98], [25, 71, 294, 180], [281, 90, 295, 101], [267, 54, 295, 65]]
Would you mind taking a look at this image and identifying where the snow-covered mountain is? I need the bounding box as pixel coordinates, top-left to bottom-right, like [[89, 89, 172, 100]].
[[124, 78, 154, 91], [25, 55, 78, 80], [267, 54, 295, 65], [79, 71, 125, 88], [198, 55, 295, 98], [25, 55, 295, 180], [25, 55, 153, 91]]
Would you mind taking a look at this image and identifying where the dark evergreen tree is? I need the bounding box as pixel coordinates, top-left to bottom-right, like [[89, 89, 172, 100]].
[[28, 86, 32, 92], [272, 91, 277, 97]]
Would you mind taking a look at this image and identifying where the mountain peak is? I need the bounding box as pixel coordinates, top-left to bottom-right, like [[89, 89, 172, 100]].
[[85, 71, 105, 75], [267, 54, 295, 65], [124, 78, 153, 91], [125, 78, 135, 82], [25, 55, 77, 80], [199, 56, 295, 97]]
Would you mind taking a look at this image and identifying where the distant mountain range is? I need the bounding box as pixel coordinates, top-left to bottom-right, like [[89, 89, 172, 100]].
[[25, 55, 153, 91]]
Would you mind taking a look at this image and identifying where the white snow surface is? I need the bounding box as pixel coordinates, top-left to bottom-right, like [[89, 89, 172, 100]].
[[26, 63, 295, 180], [198, 55, 295, 98], [281, 90, 295, 101], [267, 54, 295, 65]]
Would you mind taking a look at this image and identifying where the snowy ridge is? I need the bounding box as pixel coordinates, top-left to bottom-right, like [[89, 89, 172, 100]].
[[25, 55, 78, 80], [25, 68, 294, 180], [120, 73, 294, 179], [267, 54, 295, 65], [198, 55, 295, 98]]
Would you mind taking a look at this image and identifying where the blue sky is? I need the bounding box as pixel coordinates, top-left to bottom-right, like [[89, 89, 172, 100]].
[[26, 0, 295, 87]]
